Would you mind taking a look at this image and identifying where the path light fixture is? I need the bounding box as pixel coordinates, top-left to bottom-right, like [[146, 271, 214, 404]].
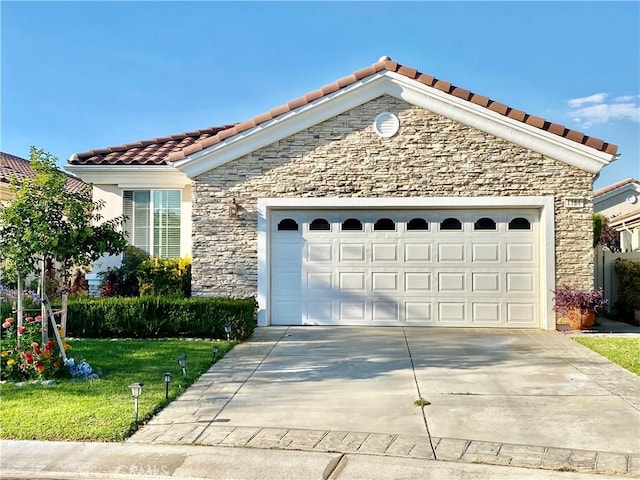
[[164, 372, 172, 400], [177, 354, 187, 379], [129, 382, 144, 424], [224, 323, 232, 341], [212, 345, 219, 361]]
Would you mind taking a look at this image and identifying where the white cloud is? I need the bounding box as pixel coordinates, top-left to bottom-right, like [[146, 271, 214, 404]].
[[568, 93, 640, 127], [568, 93, 608, 108]]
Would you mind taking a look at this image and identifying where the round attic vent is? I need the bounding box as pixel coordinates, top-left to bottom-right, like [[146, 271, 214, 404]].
[[627, 194, 638, 204], [373, 112, 400, 138]]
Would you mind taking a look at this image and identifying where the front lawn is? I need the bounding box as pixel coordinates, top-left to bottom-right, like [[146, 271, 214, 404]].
[[0, 338, 233, 441], [574, 337, 640, 376]]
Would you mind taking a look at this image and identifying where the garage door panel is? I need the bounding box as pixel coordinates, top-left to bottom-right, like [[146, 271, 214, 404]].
[[438, 272, 466, 292], [372, 272, 399, 291], [340, 243, 365, 261], [272, 208, 539, 328], [472, 243, 500, 262], [405, 244, 431, 262], [472, 272, 500, 292], [438, 243, 465, 262], [372, 244, 398, 261], [405, 272, 432, 291]]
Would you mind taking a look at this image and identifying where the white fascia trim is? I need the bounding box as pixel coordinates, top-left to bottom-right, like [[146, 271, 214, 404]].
[[174, 75, 389, 178], [176, 71, 613, 178], [593, 182, 640, 206], [383, 72, 613, 174], [257, 196, 556, 330], [64, 165, 191, 188]]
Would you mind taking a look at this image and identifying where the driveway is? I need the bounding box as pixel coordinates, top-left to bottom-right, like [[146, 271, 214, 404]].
[[130, 327, 640, 475]]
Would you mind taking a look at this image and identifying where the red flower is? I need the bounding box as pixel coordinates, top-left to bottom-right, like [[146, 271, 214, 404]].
[[17, 325, 26, 334], [34, 316, 42, 323], [36, 361, 45, 373], [45, 340, 55, 351], [31, 342, 39, 349], [25, 317, 33, 323], [53, 361, 61, 368], [2, 321, 11, 329], [33, 346, 41, 355], [24, 353, 34, 365], [43, 350, 51, 359]]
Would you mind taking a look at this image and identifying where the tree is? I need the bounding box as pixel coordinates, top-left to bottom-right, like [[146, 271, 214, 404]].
[[593, 213, 621, 252], [0, 147, 127, 344]]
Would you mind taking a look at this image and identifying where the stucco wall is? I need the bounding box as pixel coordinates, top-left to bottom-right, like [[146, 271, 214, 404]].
[[191, 95, 594, 298]]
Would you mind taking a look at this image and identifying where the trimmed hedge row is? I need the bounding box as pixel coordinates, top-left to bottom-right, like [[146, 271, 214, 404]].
[[66, 297, 256, 339], [614, 259, 640, 322]]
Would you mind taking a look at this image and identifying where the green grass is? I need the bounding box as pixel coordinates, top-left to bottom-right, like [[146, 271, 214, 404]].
[[574, 337, 640, 376], [0, 338, 234, 441]]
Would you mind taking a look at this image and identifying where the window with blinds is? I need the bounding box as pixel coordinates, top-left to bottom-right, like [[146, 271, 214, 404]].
[[123, 190, 181, 258]]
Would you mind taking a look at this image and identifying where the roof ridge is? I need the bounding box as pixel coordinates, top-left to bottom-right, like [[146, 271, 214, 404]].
[[594, 177, 640, 197]]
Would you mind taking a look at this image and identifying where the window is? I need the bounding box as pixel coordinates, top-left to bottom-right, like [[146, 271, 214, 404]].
[[474, 217, 497, 230], [342, 218, 363, 231], [123, 190, 181, 258], [277, 219, 299, 231], [508, 217, 531, 230], [374, 218, 395, 231], [310, 218, 330, 231], [407, 218, 429, 231], [440, 217, 462, 230]]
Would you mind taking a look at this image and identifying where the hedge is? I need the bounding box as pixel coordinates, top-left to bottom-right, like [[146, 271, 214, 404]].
[[614, 259, 640, 321], [66, 297, 256, 339]]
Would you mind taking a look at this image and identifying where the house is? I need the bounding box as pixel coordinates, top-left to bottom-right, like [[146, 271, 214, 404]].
[[66, 56, 618, 330], [594, 178, 640, 252], [1, 151, 85, 202]]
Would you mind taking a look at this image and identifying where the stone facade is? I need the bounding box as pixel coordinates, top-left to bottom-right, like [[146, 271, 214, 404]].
[[192, 95, 594, 300]]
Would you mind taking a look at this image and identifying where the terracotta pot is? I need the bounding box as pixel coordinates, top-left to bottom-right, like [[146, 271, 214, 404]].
[[567, 308, 596, 330]]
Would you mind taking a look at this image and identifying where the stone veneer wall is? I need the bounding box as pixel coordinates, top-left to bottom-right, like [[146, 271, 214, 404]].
[[191, 95, 594, 301]]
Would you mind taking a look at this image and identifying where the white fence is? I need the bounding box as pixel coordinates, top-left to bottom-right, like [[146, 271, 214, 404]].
[[594, 245, 640, 313]]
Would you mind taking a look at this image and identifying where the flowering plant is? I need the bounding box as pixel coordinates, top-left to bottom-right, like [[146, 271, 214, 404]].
[[1, 315, 69, 382], [552, 285, 608, 316]]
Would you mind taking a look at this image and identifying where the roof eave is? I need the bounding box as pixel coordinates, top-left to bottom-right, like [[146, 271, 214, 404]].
[[174, 71, 616, 178]]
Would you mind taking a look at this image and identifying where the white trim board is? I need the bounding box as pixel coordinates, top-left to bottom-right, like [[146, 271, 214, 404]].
[[257, 196, 556, 330], [175, 71, 614, 178]]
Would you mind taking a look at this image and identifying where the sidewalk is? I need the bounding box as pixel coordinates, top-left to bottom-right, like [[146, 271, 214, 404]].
[[0, 440, 633, 480]]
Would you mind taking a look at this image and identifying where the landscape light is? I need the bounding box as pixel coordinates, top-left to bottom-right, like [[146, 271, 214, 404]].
[[213, 345, 219, 361], [164, 372, 172, 400], [224, 323, 232, 341], [129, 382, 144, 424], [177, 354, 187, 379]]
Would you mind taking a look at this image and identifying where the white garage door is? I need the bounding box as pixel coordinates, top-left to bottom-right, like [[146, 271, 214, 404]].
[[270, 209, 539, 327]]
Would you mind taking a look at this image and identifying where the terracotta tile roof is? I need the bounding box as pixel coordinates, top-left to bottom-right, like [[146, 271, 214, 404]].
[[69, 126, 234, 166], [593, 177, 640, 197], [1, 151, 86, 194], [71, 57, 618, 166]]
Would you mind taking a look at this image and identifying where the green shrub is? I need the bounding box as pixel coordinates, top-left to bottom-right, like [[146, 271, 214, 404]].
[[66, 296, 255, 339], [614, 259, 640, 320], [138, 257, 191, 297]]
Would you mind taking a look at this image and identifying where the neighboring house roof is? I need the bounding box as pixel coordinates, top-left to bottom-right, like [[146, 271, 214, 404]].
[[593, 178, 640, 198], [1, 151, 86, 194], [69, 57, 618, 167], [607, 207, 640, 228]]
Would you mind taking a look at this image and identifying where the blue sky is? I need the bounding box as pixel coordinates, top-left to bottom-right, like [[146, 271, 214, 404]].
[[2, 1, 638, 189]]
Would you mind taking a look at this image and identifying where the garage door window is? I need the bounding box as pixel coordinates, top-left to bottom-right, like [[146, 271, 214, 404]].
[[407, 218, 429, 230], [342, 218, 363, 231], [441, 217, 462, 230], [508, 217, 531, 230], [278, 219, 299, 231], [374, 218, 395, 231], [474, 217, 497, 230], [310, 218, 331, 231]]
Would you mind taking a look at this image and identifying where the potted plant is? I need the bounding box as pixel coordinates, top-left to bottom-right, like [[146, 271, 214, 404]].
[[553, 285, 608, 330]]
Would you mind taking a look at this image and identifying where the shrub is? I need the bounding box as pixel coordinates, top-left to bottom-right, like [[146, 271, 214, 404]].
[[66, 296, 255, 339], [614, 259, 640, 320], [138, 257, 191, 297]]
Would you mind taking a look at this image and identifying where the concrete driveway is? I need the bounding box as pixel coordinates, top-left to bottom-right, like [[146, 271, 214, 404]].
[[130, 327, 640, 475]]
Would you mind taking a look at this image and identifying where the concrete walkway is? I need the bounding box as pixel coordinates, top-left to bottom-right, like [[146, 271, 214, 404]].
[[126, 325, 640, 477]]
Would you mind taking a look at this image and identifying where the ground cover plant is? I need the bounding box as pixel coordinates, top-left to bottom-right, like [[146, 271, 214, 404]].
[[574, 337, 640, 376], [0, 338, 234, 441]]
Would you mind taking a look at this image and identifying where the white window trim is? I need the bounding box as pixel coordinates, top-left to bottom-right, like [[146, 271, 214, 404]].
[[257, 196, 556, 330]]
